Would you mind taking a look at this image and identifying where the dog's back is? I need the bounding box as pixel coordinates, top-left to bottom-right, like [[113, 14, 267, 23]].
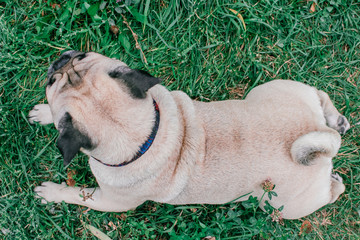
[[168, 80, 345, 219]]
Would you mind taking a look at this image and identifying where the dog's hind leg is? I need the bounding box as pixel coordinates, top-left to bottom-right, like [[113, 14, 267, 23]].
[[317, 90, 350, 134], [329, 173, 345, 203], [28, 104, 54, 125], [35, 182, 141, 212]]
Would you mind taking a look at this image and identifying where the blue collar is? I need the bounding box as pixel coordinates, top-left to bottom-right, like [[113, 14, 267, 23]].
[[92, 100, 160, 167]]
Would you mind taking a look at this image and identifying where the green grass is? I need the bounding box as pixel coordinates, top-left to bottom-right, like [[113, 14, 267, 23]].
[[0, 0, 359, 239]]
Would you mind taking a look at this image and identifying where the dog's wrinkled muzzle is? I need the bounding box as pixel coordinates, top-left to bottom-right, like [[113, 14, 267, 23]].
[[47, 50, 87, 86]]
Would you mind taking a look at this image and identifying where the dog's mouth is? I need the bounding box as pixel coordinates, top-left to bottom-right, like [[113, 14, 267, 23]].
[[47, 50, 87, 86]]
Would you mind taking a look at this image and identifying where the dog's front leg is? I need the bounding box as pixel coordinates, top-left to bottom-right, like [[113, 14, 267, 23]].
[[28, 104, 54, 125], [34, 182, 136, 212]]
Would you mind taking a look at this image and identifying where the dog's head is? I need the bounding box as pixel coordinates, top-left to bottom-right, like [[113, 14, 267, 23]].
[[46, 51, 160, 165]]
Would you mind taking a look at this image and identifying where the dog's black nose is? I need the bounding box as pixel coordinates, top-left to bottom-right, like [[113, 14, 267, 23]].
[[47, 50, 86, 80], [52, 53, 72, 72]]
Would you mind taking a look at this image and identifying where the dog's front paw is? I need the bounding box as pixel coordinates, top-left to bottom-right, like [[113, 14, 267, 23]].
[[34, 182, 67, 204], [28, 104, 54, 125], [335, 115, 350, 135]]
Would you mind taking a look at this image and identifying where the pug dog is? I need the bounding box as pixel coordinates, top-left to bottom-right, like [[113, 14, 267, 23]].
[[29, 50, 350, 219]]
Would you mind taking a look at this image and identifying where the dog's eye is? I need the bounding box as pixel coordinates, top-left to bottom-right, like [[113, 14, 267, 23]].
[[72, 53, 87, 66], [48, 76, 56, 86], [75, 53, 87, 61], [47, 73, 62, 86]]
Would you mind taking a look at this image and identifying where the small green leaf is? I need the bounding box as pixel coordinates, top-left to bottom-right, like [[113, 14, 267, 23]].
[[199, 221, 206, 228], [249, 217, 257, 225], [179, 222, 186, 229], [87, 3, 100, 17], [84, 2, 91, 10], [35, 22, 42, 34], [127, 6, 145, 23], [115, 7, 124, 14], [119, 34, 131, 52], [100, 1, 107, 10], [36, 26, 41, 34], [84, 223, 112, 240], [227, 209, 237, 218], [93, 14, 102, 21], [326, 6, 334, 12], [242, 201, 254, 209], [59, 9, 71, 23], [74, 8, 81, 16]]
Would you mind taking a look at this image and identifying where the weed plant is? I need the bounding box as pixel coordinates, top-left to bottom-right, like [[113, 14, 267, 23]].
[[0, 0, 359, 239]]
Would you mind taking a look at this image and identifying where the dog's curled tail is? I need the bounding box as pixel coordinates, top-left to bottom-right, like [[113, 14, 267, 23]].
[[291, 130, 341, 165]]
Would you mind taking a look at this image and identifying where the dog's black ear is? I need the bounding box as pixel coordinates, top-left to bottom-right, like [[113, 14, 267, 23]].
[[57, 113, 92, 166], [109, 68, 161, 99]]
